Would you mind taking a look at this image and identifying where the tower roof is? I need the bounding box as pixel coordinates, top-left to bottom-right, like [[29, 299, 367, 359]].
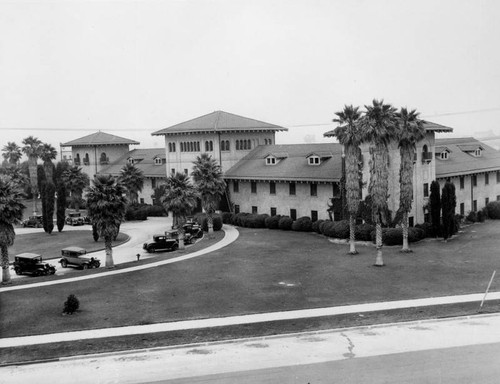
[[61, 131, 139, 147]]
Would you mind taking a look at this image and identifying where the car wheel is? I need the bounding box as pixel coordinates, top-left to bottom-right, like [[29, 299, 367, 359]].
[[14, 268, 22, 275], [149, 247, 155, 253], [37, 223, 42, 228], [82, 264, 88, 270], [61, 259, 68, 268], [173, 243, 179, 251]]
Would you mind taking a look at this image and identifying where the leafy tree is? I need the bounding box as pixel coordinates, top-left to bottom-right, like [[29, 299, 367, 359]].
[[429, 180, 441, 237], [395, 108, 426, 252], [331, 105, 363, 254], [161, 173, 199, 250], [191, 154, 226, 236], [2, 142, 22, 165], [62, 166, 90, 211], [118, 163, 144, 204], [441, 180, 457, 241], [360, 99, 397, 266], [0, 175, 26, 284], [86, 175, 128, 268], [0, 165, 29, 191], [22, 136, 42, 214]]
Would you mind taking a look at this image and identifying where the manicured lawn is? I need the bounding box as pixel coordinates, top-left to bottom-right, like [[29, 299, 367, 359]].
[[1, 221, 499, 363]]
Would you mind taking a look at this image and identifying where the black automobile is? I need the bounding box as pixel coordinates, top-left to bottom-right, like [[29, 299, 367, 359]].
[[13, 253, 56, 276], [182, 221, 203, 239], [165, 229, 196, 245], [22, 215, 44, 228], [143, 235, 179, 253], [65, 212, 84, 226], [59, 246, 100, 269]]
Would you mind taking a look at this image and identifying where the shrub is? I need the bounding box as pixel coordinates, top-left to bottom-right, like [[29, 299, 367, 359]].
[[125, 205, 148, 221], [245, 214, 268, 228], [63, 294, 80, 315], [265, 215, 282, 229], [194, 213, 223, 231], [278, 216, 293, 230], [354, 223, 375, 241], [291, 216, 312, 232], [408, 227, 425, 242], [486, 201, 500, 219], [232, 212, 249, 226], [415, 222, 434, 238], [221, 212, 234, 224], [383, 228, 403, 246], [312, 219, 324, 234], [144, 204, 166, 217], [320, 221, 336, 237], [466, 211, 478, 223], [477, 209, 487, 223], [332, 220, 350, 239]]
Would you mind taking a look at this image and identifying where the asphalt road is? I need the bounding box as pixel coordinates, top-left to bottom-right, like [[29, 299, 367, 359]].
[[3, 314, 500, 384]]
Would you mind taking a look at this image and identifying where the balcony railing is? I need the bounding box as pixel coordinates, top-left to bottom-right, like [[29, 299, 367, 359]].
[[422, 152, 433, 163]]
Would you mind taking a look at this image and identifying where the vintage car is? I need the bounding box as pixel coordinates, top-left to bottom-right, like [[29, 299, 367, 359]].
[[59, 246, 100, 269], [165, 229, 196, 245], [65, 212, 85, 226], [22, 215, 44, 228], [143, 235, 179, 253], [13, 253, 56, 276], [182, 221, 203, 239]]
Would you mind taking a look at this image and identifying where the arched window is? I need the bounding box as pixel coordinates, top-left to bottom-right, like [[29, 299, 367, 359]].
[[172, 143, 176, 152], [236, 140, 240, 150], [180, 142, 184, 152], [205, 141, 209, 152], [221, 141, 226, 151], [209, 141, 213, 151], [75, 153, 81, 165], [84, 153, 90, 165], [100, 152, 108, 165], [196, 142, 200, 151], [225, 140, 230, 151], [247, 140, 251, 150]]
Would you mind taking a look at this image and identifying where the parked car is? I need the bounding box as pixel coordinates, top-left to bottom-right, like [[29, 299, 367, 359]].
[[59, 246, 100, 269], [13, 253, 56, 276], [165, 229, 196, 244], [65, 212, 84, 226], [22, 215, 44, 228], [143, 235, 179, 253], [182, 221, 203, 238]]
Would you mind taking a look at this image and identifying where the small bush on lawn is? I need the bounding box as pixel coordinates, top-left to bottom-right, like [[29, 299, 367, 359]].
[[410, 227, 426, 241], [221, 212, 234, 224], [415, 222, 434, 238], [63, 294, 80, 315], [355, 223, 375, 241], [232, 212, 249, 226], [370, 227, 425, 245], [278, 216, 293, 230], [125, 205, 148, 221], [312, 219, 324, 234], [194, 213, 223, 231], [144, 204, 166, 217], [291, 216, 312, 232], [486, 201, 500, 219], [466, 211, 478, 223], [320, 220, 349, 239], [265, 215, 282, 229], [245, 214, 269, 228], [320, 221, 336, 237], [319, 220, 330, 235]]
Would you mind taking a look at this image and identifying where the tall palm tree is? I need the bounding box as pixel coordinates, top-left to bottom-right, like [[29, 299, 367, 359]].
[[39, 143, 58, 182], [21, 136, 42, 214], [191, 154, 226, 236], [332, 105, 363, 254], [0, 175, 26, 284], [86, 175, 128, 268], [395, 108, 425, 252], [62, 166, 90, 212], [360, 99, 397, 266], [2, 142, 22, 165], [161, 172, 199, 250], [118, 163, 145, 204]]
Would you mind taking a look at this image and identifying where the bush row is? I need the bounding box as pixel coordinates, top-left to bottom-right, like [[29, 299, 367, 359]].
[[125, 204, 167, 221], [193, 212, 223, 232]]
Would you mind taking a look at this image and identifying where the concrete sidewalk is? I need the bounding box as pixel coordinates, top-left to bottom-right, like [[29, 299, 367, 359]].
[[2, 290, 499, 348]]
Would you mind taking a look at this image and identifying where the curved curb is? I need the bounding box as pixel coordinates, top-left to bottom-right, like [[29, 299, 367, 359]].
[[0, 225, 239, 293]]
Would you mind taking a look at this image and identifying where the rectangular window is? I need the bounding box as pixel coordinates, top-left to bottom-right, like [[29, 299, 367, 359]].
[[460, 203, 465, 216], [251, 181, 257, 194], [289, 182, 296, 196], [233, 180, 239, 193], [271, 207, 277, 216], [473, 200, 477, 211], [290, 209, 297, 220], [497, 171, 500, 183], [486, 197, 489, 206], [234, 205, 240, 214], [485, 173, 489, 185], [472, 175, 477, 187], [460, 176, 464, 189], [270, 182, 276, 195], [311, 210, 318, 222], [171, 168, 175, 174], [310, 183, 317, 197], [423, 183, 429, 198], [252, 206, 258, 214]]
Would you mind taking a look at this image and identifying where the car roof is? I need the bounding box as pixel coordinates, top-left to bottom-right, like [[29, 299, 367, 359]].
[[62, 246, 86, 252], [16, 252, 42, 258]]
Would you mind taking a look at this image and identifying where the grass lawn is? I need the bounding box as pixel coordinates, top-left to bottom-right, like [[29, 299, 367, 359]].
[[1, 220, 500, 363], [7, 230, 129, 263]]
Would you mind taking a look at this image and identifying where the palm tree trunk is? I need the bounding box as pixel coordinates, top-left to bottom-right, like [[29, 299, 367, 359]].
[[401, 211, 411, 252], [349, 215, 357, 254], [1, 245, 11, 284], [104, 236, 114, 268], [29, 160, 38, 214], [207, 212, 214, 237], [374, 222, 384, 266], [178, 227, 185, 250]]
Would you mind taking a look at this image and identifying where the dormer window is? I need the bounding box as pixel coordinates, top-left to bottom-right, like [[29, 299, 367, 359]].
[[266, 157, 277, 165], [474, 148, 482, 157], [308, 156, 320, 165], [154, 157, 162, 165], [127, 157, 134, 165], [440, 152, 449, 160]]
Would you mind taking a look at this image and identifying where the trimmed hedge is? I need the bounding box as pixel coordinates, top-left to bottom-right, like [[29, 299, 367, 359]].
[[312, 219, 324, 234], [291, 216, 313, 232], [354, 223, 375, 241], [320, 220, 349, 239], [370, 227, 426, 246], [278, 216, 293, 230], [221, 212, 234, 224], [125, 204, 166, 221], [194, 213, 223, 231], [265, 215, 282, 229], [486, 201, 500, 219]]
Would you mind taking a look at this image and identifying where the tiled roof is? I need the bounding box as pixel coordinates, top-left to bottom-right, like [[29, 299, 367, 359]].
[[62, 131, 139, 146], [224, 143, 343, 182], [323, 120, 453, 137], [99, 148, 167, 178], [152, 111, 287, 136], [435, 137, 500, 178]]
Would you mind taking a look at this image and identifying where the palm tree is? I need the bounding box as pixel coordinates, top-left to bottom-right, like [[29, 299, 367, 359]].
[[62, 166, 90, 212], [191, 154, 226, 236], [395, 108, 425, 252], [0, 175, 26, 284], [39, 143, 58, 182], [2, 142, 22, 165], [161, 172, 199, 250], [118, 163, 144, 204], [21, 136, 42, 214], [86, 175, 128, 268], [360, 99, 397, 266], [332, 105, 363, 254]]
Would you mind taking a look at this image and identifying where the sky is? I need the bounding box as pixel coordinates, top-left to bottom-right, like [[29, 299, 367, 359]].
[[1, 0, 499, 157]]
